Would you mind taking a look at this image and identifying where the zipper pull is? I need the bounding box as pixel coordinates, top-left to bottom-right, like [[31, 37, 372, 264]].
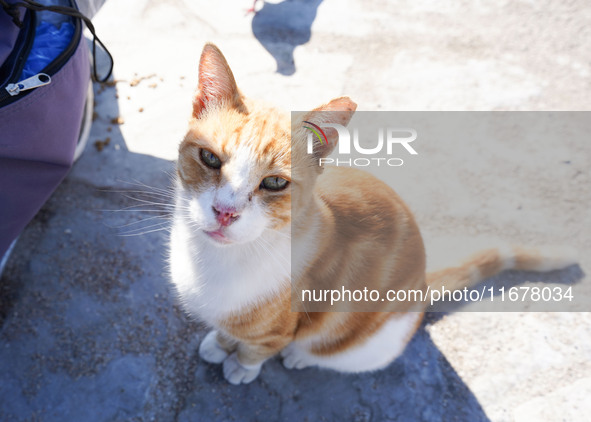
[[5, 73, 51, 96]]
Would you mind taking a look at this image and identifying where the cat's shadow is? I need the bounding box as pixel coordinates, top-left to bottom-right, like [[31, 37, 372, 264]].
[[251, 0, 323, 76], [194, 320, 489, 421], [191, 265, 585, 421]]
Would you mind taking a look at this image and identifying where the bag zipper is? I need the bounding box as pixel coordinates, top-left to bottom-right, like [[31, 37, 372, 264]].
[[0, 0, 81, 107], [5, 72, 51, 96]]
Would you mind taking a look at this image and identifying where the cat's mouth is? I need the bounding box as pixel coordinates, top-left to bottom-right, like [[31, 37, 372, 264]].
[[203, 229, 233, 245]]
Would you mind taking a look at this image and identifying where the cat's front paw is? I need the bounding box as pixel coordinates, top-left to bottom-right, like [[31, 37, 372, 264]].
[[199, 330, 229, 364], [222, 353, 261, 385], [281, 343, 314, 370]]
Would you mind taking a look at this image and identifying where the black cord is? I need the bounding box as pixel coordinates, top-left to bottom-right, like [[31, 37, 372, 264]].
[[1, 0, 113, 82], [1, 0, 24, 26]]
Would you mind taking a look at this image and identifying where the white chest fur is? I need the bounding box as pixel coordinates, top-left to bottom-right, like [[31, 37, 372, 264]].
[[168, 214, 291, 326]]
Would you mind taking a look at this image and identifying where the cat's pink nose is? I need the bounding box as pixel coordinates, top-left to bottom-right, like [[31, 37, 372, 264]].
[[212, 205, 240, 227]]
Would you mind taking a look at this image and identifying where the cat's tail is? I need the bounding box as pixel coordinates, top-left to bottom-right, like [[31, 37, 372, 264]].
[[425, 236, 578, 291]]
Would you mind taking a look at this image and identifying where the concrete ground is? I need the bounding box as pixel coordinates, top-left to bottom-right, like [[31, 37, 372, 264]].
[[1, 0, 590, 420]]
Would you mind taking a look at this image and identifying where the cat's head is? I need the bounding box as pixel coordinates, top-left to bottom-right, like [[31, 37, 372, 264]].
[[176, 43, 356, 246]]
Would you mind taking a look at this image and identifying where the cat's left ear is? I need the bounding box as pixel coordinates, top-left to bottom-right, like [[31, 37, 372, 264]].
[[302, 97, 357, 158], [193, 43, 246, 118]]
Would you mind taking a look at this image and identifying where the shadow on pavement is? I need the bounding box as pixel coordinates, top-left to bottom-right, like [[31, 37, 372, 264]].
[[1, 77, 493, 421], [252, 0, 323, 75]]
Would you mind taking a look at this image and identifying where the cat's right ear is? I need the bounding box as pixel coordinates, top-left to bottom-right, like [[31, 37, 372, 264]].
[[192, 43, 246, 118]]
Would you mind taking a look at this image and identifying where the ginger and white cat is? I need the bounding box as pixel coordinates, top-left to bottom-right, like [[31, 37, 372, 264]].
[[169, 43, 576, 385]]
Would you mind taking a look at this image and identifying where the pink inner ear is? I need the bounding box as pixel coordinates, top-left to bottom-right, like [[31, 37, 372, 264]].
[[192, 44, 242, 118], [193, 92, 207, 118], [194, 72, 220, 117]]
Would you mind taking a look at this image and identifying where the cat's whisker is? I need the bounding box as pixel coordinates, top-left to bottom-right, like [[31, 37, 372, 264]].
[[119, 222, 168, 234], [114, 201, 176, 210], [258, 234, 287, 253], [101, 208, 173, 214], [106, 188, 176, 199], [271, 229, 291, 240], [118, 222, 171, 237], [98, 178, 180, 239], [118, 194, 176, 206], [188, 223, 205, 232], [118, 193, 177, 208], [116, 178, 175, 195], [110, 214, 171, 229], [118, 228, 170, 237], [100, 196, 177, 212], [255, 237, 290, 272]]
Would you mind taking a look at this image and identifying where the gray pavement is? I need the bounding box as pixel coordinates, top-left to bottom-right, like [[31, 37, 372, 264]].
[[1, 1, 590, 421]]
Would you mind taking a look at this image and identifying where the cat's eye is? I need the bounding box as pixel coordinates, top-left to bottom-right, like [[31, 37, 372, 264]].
[[260, 176, 289, 191], [200, 149, 222, 169]]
